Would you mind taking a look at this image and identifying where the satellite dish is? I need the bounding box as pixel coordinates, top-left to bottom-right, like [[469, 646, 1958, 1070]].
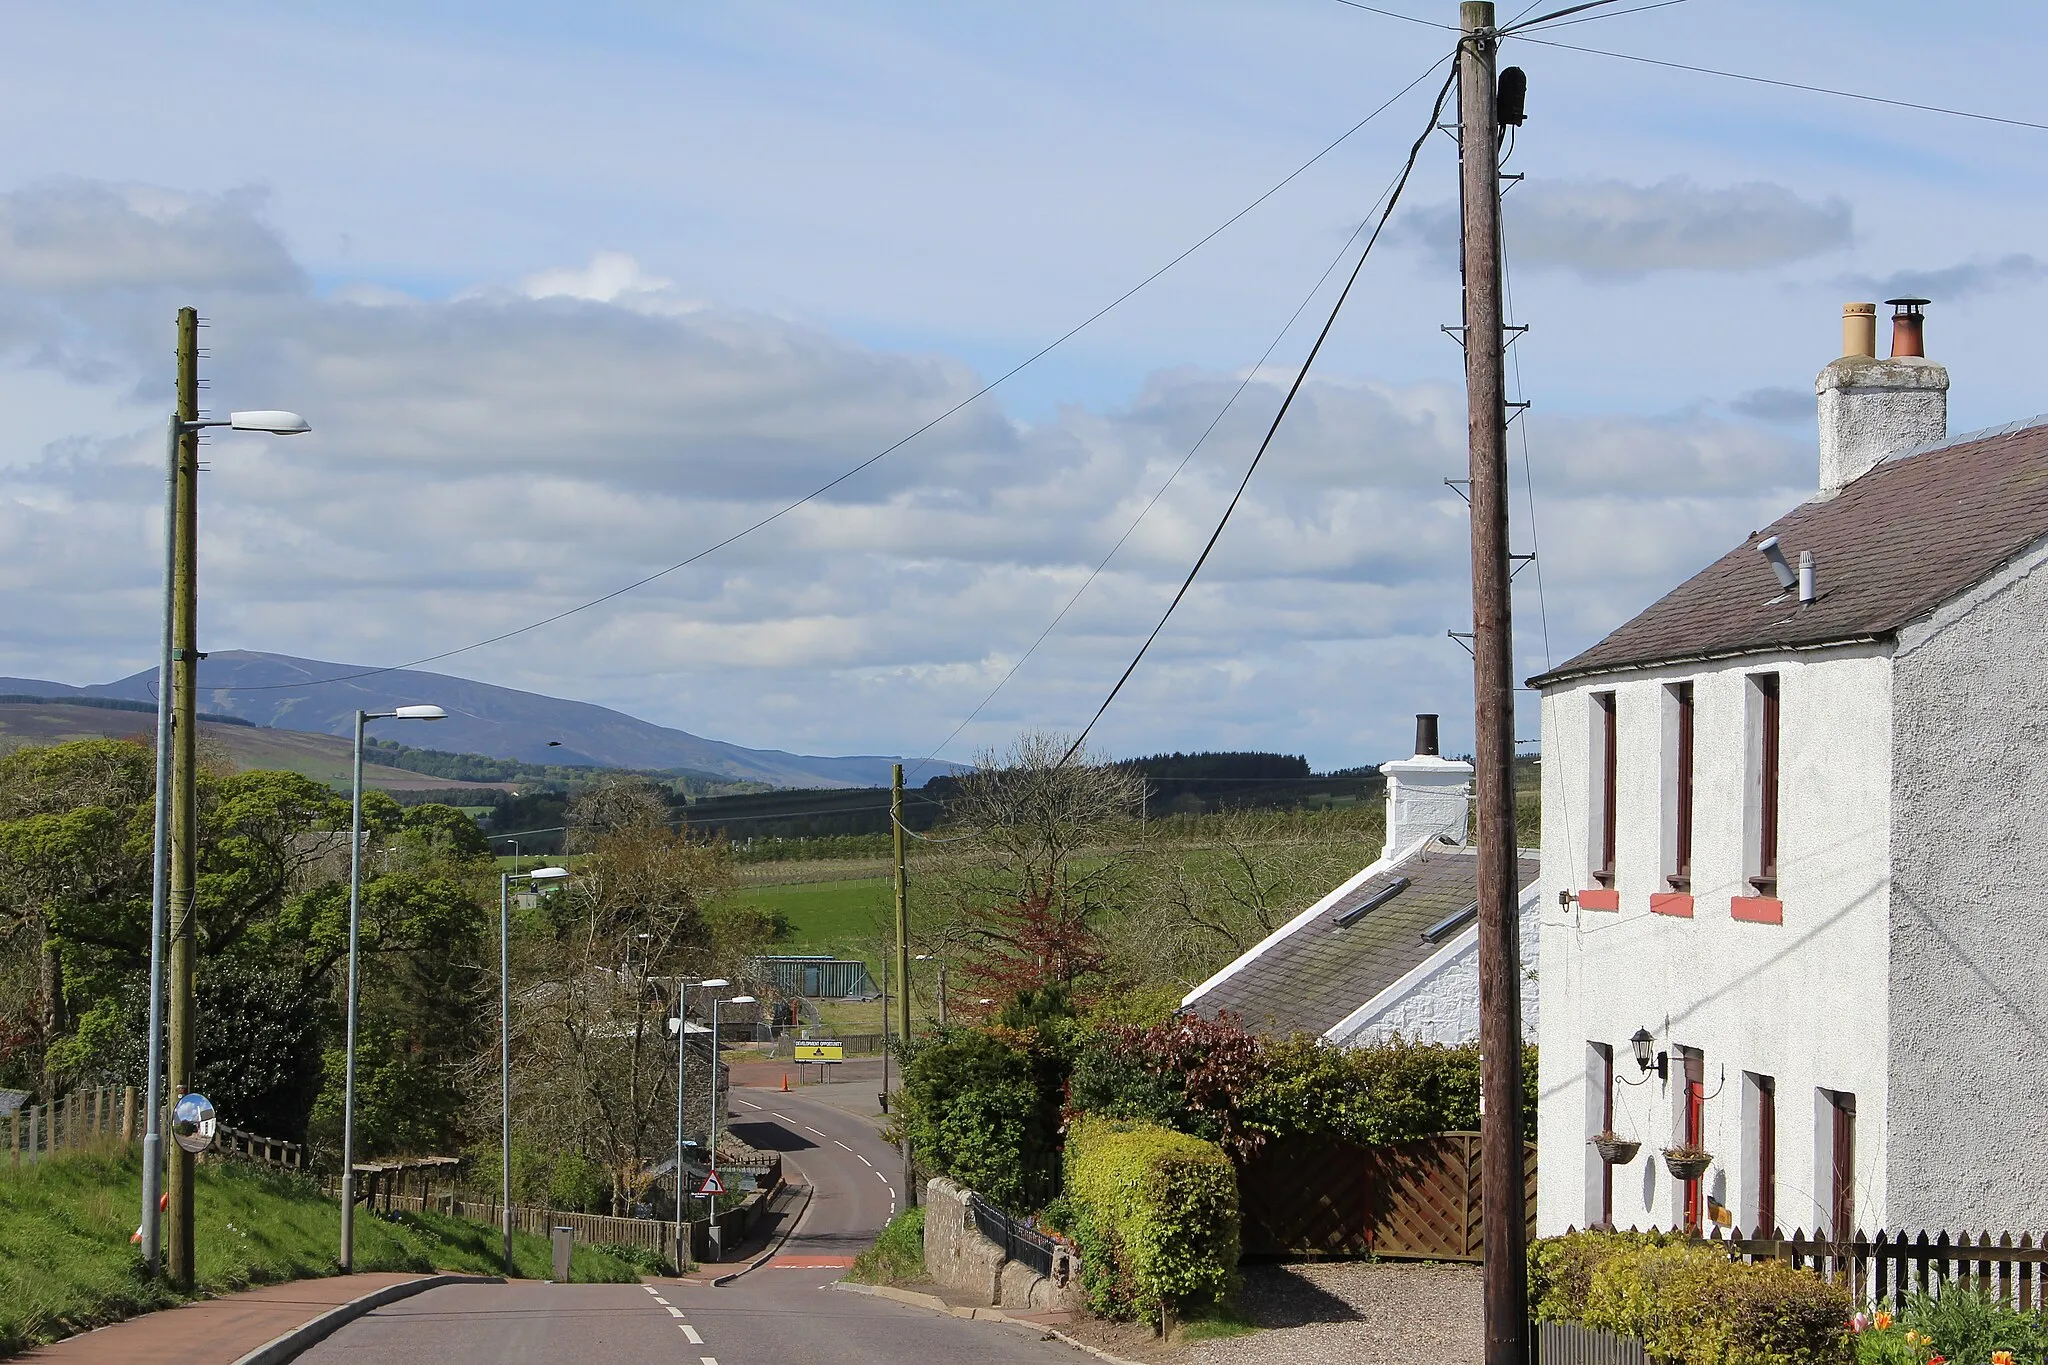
[[172, 1093, 217, 1155]]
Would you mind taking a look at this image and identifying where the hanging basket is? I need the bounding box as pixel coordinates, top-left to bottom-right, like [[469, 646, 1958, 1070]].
[[1590, 1133, 1641, 1166], [1662, 1148, 1713, 1182]]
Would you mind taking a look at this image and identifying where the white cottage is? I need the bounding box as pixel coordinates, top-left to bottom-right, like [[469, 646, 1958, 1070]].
[[1183, 715, 1539, 1047], [1532, 301, 2048, 1241]]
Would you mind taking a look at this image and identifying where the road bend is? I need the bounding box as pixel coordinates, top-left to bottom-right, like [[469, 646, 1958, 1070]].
[[299, 1077, 1087, 1363]]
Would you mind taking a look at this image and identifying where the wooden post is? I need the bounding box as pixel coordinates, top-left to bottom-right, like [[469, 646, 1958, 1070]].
[[1456, 6, 1527, 1363], [122, 1086, 136, 1144], [165, 304, 201, 1290], [9, 1109, 17, 1166]]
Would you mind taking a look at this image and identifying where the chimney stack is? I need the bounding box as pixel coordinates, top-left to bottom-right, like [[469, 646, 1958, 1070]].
[[1380, 713, 1472, 862], [1816, 298, 1948, 497]]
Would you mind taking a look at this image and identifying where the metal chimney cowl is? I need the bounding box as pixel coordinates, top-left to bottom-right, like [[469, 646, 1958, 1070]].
[[1380, 713, 1472, 863], [1815, 299, 1947, 497]]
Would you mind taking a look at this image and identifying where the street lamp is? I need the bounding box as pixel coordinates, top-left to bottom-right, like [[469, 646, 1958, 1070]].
[[338, 704, 446, 1272], [707, 991, 756, 1257], [496, 863, 569, 1274], [667, 976, 727, 1270], [916, 954, 950, 1030], [142, 380, 310, 1279]]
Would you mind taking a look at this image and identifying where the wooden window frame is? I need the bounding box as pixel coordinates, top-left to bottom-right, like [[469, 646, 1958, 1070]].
[[1667, 682, 1695, 892], [1594, 692, 1618, 888], [1599, 1043, 1615, 1227], [1756, 1075, 1777, 1235], [1751, 674, 1781, 897], [1830, 1090, 1856, 1241]]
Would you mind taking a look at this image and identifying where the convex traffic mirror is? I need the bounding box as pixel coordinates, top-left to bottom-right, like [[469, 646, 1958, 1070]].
[[172, 1093, 217, 1155]]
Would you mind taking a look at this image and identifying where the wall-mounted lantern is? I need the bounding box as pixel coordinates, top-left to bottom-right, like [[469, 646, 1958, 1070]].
[[1630, 1027, 1669, 1081]]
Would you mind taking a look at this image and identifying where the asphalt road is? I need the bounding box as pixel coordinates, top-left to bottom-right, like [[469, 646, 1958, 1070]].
[[300, 1081, 1089, 1364]]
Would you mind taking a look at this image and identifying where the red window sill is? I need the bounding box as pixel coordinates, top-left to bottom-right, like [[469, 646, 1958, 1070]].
[[1731, 896, 1784, 924], [1650, 893, 1694, 917], [1578, 888, 1619, 912]]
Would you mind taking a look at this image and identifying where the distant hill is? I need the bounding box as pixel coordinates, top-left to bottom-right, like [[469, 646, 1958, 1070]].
[[1, 651, 913, 789], [0, 701, 510, 795]]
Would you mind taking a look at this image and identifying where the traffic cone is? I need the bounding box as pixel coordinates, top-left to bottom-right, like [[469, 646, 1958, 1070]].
[[780, 1073, 789, 1092]]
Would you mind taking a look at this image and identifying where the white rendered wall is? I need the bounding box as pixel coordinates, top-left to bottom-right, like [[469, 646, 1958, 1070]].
[[1326, 884, 1540, 1048], [1887, 538, 2048, 1232], [1535, 646, 1893, 1236]]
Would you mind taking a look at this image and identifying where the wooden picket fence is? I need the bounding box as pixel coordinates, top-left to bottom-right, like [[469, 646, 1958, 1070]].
[[6, 1085, 138, 1165], [1239, 1131, 1538, 1261]]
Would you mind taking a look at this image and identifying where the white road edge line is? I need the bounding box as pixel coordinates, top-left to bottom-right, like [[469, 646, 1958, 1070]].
[[682, 1325, 704, 1344]]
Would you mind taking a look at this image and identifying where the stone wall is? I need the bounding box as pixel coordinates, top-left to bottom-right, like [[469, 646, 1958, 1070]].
[[922, 1176, 1084, 1312]]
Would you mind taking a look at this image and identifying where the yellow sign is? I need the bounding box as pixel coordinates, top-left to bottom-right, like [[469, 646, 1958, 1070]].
[[794, 1041, 844, 1063]]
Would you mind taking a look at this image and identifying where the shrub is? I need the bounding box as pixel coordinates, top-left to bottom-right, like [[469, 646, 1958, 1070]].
[[1064, 1116, 1239, 1320], [848, 1207, 927, 1286], [1530, 1230, 1851, 1365], [894, 1027, 1064, 1213], [590, 1242, 676, 1277]]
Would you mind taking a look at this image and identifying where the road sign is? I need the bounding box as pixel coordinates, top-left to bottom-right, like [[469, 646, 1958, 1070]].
[[696, 1171, 725, 1196], [793, 1040, 844, 1063]]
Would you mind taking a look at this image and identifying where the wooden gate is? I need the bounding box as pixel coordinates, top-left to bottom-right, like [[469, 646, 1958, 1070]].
[[1238, 1131, 1537, 1260]]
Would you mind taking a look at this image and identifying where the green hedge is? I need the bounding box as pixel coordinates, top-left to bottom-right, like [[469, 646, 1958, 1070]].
[[1530, 1230, 1852, 1365], [1063, 1116, 1239, 1320]]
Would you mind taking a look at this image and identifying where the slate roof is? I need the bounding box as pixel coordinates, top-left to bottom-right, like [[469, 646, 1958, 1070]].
[[1528, 418, 2048, 688], [1186, 844, 1540, 1039]]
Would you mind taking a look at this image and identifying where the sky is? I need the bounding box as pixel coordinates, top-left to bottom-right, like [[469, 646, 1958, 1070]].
[[0, 0, 2043, 772]]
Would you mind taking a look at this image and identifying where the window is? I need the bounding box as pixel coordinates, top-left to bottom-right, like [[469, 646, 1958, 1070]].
[[1827, 1090, 1856, 1239], [1665, 682, 1695, 892], [1592, 692, 1617, 888], [1589, 1042, 1615, 1228], [1743, 1073, 1777, 1234], [1748, 674, 1781, 897]]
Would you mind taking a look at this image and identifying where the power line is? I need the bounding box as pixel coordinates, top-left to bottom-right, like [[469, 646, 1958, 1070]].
[[212, 56, 1456, 696], [1325, 0, 1456, 29], [1507, 0, 1689, 32], [1058, 63, 1462, 769], [906, 113, 1438, 780], [1509, 33, 2048, 132]]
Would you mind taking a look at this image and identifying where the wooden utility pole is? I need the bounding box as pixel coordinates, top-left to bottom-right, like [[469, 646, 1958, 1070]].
[[165, 306, 200, 1289], [891, 763, 911, 1045], [1458, 6, 1528, 1363]]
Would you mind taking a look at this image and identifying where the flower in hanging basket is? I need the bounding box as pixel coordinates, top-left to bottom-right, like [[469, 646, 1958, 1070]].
[[1588, 1130, 1642, 1165], [1661, 1143, 1713, 1181]]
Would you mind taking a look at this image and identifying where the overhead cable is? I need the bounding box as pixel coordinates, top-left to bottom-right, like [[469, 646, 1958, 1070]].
[[1056, 63, 1461, 768]]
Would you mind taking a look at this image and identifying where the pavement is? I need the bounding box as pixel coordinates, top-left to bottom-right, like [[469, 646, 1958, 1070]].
[[19, 1274, 430, 1364]]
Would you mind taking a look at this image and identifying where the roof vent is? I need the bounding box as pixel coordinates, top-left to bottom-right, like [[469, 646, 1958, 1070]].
[[1334, 875, 1410, 928], [1414, 713, 1439, 757]]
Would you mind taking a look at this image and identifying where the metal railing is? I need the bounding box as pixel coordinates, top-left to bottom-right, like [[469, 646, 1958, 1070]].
[[1533, 1320, 1649, 1364], [968, 1192, 1059, 1278]]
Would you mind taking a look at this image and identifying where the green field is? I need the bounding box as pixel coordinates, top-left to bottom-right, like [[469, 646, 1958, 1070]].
[[0, 1151, 638, 1355], [725, 876, 893, 954]]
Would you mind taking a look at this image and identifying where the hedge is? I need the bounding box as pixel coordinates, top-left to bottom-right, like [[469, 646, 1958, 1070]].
[[1063, 1116, 1239, 1320], [1530, 1230, 1852, 1365]]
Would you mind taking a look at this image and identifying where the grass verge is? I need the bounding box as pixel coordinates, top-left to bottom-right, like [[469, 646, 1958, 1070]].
[[0, 1151, 639, 1357], [846, 1207, 925, 1286]]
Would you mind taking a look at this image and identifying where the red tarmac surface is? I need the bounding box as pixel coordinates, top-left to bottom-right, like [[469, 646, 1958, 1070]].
[[20, 1273, 426, 1365]]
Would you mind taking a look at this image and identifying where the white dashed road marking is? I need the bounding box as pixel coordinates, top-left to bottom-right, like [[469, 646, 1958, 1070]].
[[804, 1126, 827, 1137], [734, 1098, 762, 1110], [683, 1325, 704, 1344], [666, 1306, 685, 1318], [833, 1140, 853, 1151], [703, 1357, 720, 1364], [770, 1113, 792, 1121], [642, 1286, 660, 1295], [875, 1170, 888, 1182], [856, 1154, 872, 1167]]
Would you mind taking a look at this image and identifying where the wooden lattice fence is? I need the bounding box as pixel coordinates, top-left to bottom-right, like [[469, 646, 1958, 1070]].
[[1239, 1131, 1537, 1260]]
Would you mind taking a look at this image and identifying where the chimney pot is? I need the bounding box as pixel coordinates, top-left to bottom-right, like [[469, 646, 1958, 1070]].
[[1414, 714, 1440, 757], [1887, 297, 1929, 358], [1842, 302, 1877, 359]]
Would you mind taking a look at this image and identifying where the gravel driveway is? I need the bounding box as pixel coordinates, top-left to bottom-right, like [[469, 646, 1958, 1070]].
[[1184, 1261, 1483, 1365]]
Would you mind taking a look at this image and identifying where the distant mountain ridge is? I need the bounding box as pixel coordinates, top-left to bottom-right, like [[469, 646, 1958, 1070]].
[[0, 651, 909, 789]]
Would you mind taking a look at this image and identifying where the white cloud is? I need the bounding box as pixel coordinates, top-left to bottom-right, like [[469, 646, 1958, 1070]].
[[0, 178, 1822, 767]]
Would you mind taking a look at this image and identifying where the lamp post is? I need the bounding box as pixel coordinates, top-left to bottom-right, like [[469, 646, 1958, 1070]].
[[707, 992, 755, 1253], [915, 954, 949, 1030], [338, 703, 446, 1272], [668, 976, 727, 1270], [497, 863, 569, 1274], [144, 303, 309, 1285]]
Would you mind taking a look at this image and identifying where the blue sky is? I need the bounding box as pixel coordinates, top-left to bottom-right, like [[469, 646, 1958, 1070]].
[[1, 2, 2042, 769]]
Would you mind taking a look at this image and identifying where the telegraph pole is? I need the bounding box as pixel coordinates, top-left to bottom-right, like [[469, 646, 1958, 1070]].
[[891, 763, 917, 1206], [1458, 6, 1528, 1363], [165, 306, 201, 1289]]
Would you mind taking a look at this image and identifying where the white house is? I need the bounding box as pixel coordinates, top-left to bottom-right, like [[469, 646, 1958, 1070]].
[[1182, 715, 1539, 1047], [1532, 300, 2048, 1241]]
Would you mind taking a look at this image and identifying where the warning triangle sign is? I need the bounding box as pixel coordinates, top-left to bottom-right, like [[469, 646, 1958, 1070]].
[[696, 1171, 725, 1196]]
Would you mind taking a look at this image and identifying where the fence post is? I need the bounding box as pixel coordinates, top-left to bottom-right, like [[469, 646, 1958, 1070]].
[[8, 1108, 16, 1167], [122, 1086, 135, 1144], [29, 1104, 39, 1163]]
